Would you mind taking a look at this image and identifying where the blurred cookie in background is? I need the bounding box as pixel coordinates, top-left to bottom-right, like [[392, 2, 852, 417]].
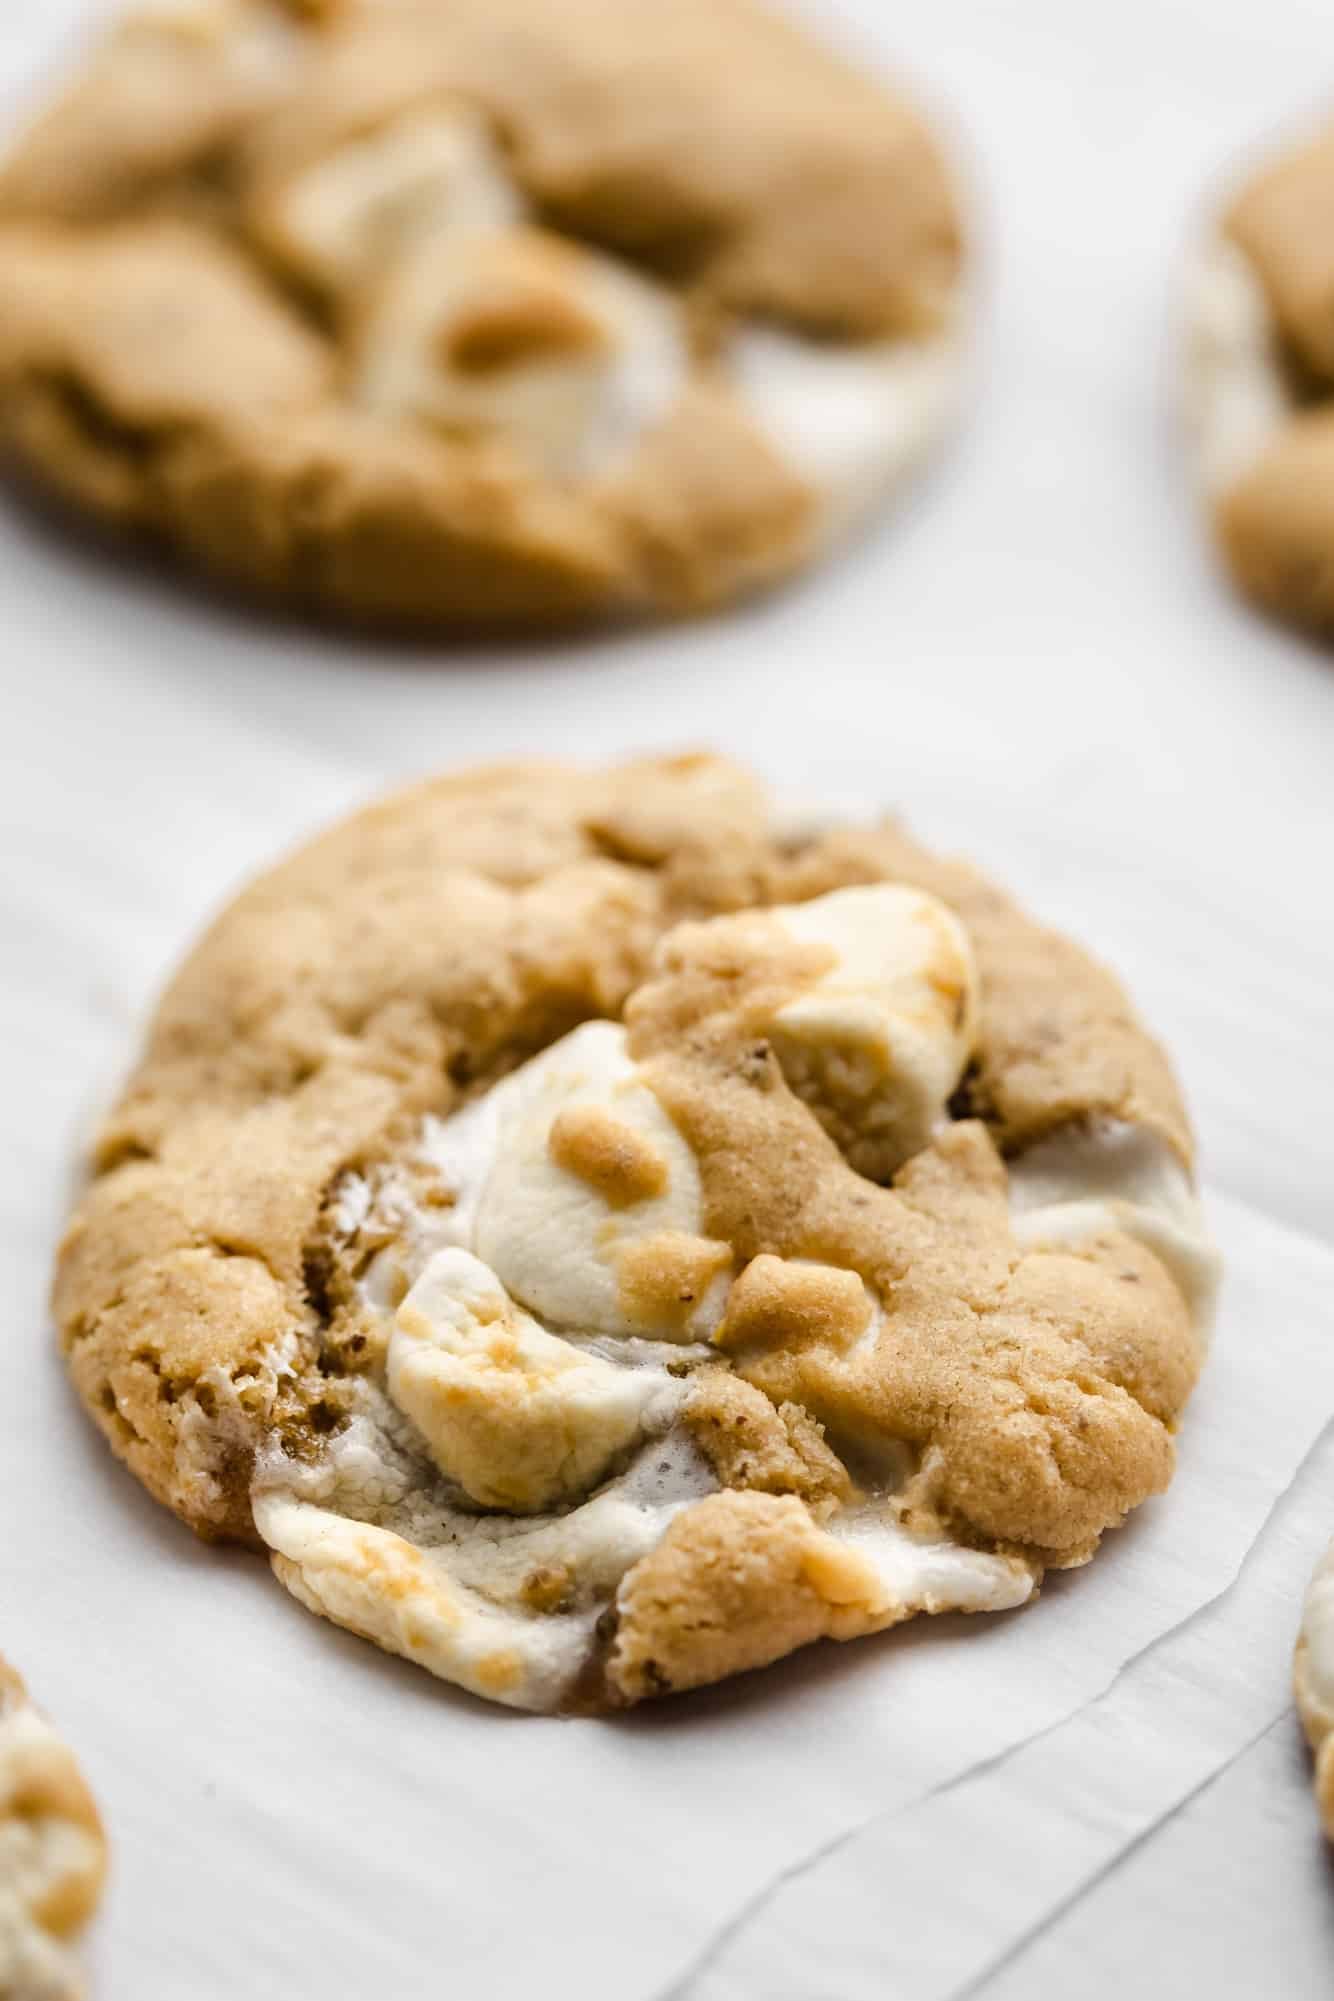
[[0, 1653, 107, 2000], [1295, 1540, 1334, 1841], [0, 0, 969, 630], [1185, 115, 1334, 636]]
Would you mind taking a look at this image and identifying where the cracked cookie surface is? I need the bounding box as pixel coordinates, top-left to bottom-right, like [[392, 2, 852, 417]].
[[55, 753, 1218, 1709], [0, 1656, 107, 2001], [1184, 116, 1334, 632], [0, 0, 965, 629]]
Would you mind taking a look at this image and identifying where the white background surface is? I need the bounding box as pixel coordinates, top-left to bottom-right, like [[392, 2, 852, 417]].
[[3, 2, 1334, 1996]]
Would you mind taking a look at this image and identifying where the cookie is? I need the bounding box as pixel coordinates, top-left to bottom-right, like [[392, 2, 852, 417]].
[[0, 1656, 107, 2001], [54, 754, 1219, 1711], [1295, 1541, 1334, 1838], [0, 0, 965, 628], [1184, 118, 1334, 632]]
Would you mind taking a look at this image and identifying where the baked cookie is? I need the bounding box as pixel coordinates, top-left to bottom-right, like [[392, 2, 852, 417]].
[[0, 1656, 107, 2001], [1295, 1541, 1334, 1839], [1185, 116, 1334, 632], [0, 0, 965, 628], [54, 754, 1219, 1711]]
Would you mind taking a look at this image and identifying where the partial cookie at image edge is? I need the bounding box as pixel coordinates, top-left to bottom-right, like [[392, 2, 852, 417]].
[[0, 1654, 107, 2001], [1295, 1539, 1334, 1840], [1183, 121, 1334, 634]]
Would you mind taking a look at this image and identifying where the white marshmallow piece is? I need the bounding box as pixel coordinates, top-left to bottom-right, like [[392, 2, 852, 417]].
[[729, 321, 962, 544], [388, 1247, 671, 1511], [422, 1019, 722, 1341], [829, 1499, 1036, 1616], [353, 226, 687, 478], [1008, 1118, 1221, 1339], [1183, 236, 1291, 494], [767, 883, 980, 1179], [262, 106, 524, 297]]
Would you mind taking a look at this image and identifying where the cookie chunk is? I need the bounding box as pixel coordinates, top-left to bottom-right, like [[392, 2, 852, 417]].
[[0, 1656, 107, 2001], [54, 753, 1218, 1709], [1183, 117, 1334, 631], [0, 0, 966, 628]]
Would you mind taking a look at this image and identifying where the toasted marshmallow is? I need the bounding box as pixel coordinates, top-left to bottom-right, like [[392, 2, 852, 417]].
[[252, 1423, 716, 1711], [1008, 1119, 1220, 1337], [254, 1493, 600, 1711], [388, 1248, 672, 1511], [353, 225, 687, 477], [1184, 236, 1291, 494], [0, 1679, 106, 2001], [257, 106, 523, 298], [730, 321, 962, 543], [765, 883, 979, 1180], [421, 1020, 727, 1341]]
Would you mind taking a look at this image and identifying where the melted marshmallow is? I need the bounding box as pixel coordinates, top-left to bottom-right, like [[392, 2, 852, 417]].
[[354, 227, 687, 478], [253, 1420, 716, 1711], [730, 322, 962, 542], [767, 882, 979, 1179], [830, 1499, 1036, 1615], [262, 106, 523, 296], [1183, 236, 1291, 494], [420, 1019, 722, 1340], [1008, 1119, 1220, 1337]]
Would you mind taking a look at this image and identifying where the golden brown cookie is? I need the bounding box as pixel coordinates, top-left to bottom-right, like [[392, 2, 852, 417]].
[[54, 753, 1219, 1710], [0, 1656, 107, 2001], [1295, 1540, 1334, 1840], [0, 0, 966, 628], [1183, 117, 1334, 632]]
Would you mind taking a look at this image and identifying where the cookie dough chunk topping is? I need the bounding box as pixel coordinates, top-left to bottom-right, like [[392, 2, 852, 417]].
[[0, 1659, 107, 2001]]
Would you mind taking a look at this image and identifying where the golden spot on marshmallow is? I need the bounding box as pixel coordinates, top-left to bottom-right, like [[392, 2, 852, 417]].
[[475, 1648, 524, 1695], [548, 1103, 669, 1207], [444, 282, 610, 375]]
